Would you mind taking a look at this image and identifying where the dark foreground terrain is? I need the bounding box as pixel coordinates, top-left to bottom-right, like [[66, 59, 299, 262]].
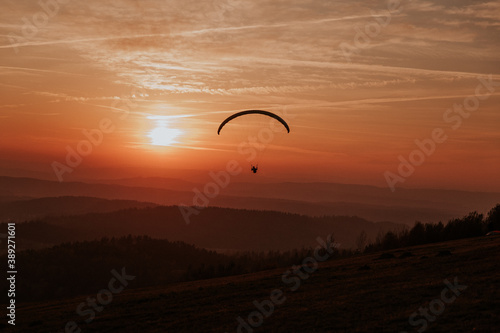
[[9, 236, 500, 332]]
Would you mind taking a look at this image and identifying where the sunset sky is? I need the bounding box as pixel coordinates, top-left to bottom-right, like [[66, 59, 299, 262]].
[[1, 0, 499, 191]]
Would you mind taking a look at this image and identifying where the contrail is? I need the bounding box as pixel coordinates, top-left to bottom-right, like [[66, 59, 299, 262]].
[[0, 65, 88, 77], [177, 14, 389, 36], [244, 57, 500, 81], [0, 33, 173, 50]]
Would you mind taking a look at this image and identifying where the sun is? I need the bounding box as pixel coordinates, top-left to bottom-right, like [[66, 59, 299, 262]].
[[148, 126, 182, 146]]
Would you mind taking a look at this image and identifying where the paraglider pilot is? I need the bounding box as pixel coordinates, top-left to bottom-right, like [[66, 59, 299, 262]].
[[251, 165, 258, 174]]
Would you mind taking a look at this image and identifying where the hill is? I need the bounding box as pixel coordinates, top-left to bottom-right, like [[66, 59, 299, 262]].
[[7, 206, 405, 251], [3, 176, 499, 224], [11, 236, 500, 332], [0, 196, 158, 222]]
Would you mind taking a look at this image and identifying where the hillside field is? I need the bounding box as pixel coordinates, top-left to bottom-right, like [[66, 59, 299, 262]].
[[8, 235, 500, 332]]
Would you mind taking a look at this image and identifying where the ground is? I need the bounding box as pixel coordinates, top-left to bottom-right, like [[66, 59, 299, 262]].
[[10, 236, 500, 333]]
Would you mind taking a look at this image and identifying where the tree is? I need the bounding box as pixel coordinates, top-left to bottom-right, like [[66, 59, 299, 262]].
[[486, 204, 500, 231], [408, 222, 426, 245], [382, 231, 399, 250], [444, 211, 484, 239], [355, 231, 368, 252]]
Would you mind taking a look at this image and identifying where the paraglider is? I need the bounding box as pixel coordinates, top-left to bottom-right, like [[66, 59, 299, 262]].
[[217, 110, 290, 135], [217, 110, 290, 175]]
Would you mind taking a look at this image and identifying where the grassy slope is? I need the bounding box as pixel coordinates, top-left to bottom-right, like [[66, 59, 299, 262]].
[[11, 236, 500, 333]]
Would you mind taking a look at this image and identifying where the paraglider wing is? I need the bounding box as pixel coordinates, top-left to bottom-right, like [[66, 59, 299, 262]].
[[217, 110, 290, 135]]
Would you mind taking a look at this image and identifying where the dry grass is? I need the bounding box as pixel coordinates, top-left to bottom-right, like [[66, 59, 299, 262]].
[[9, 236, 500, 332]]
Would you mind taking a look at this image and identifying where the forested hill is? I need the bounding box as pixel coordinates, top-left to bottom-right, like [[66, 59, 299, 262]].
[[0, 196, 158, 221], [6, 235, 328, 303], [3, 206, 405, 251]]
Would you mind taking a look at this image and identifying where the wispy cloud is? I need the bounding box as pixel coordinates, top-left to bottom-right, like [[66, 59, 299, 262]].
[[0, 66, 88, 77]]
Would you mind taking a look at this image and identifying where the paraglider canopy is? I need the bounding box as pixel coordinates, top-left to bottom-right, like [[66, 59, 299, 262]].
[[217, 110, 290, 135]]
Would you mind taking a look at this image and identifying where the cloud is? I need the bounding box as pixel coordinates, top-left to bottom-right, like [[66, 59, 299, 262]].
[[2, 0, 499, 126], [445, 1, 500, 20]]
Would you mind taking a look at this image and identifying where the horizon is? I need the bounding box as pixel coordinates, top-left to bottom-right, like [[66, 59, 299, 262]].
[[1, 169, 500, 195]]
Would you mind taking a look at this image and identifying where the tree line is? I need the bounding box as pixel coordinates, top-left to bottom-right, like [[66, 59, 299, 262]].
[[363, 204, 500, 252]]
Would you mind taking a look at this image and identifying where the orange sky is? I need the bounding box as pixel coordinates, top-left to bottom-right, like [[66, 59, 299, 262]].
[[0, 0, 499, 191]]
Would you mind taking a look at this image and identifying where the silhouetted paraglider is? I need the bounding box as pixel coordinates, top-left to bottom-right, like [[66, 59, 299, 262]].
[[218, 110, 290, 175]]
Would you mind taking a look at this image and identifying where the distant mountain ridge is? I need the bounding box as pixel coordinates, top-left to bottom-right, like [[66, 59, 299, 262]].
[[1, 176, 499, 225], [90, 177, 500, 223], [0, 196, 158, 222]]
